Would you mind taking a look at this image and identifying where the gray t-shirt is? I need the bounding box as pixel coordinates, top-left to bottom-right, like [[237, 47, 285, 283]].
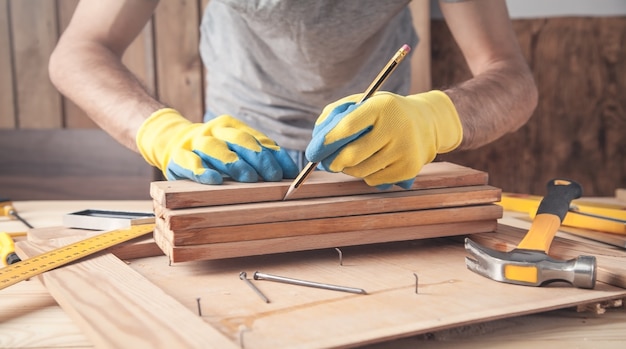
[[199, 0, 418, 151]]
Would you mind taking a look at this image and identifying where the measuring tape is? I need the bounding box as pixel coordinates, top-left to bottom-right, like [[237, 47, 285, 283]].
[[0, 224, 155, 291]]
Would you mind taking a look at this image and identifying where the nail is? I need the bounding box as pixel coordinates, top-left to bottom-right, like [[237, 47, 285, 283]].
[[335, 248, 343, 266], [413, 273, 419, 294], [196, 297, 202, 316], [240, 271, 270, 303], [253, 271, 366, 295], [9, 209, 33, 228]]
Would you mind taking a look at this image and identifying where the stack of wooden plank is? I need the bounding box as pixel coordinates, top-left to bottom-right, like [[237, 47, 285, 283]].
[[150, 162, 503, 263]]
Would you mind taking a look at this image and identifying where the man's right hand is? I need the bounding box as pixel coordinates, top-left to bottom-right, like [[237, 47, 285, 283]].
[[136, 109, 299, 184]]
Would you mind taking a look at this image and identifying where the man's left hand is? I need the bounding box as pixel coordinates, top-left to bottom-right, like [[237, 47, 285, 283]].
[[306, 90, 463, 189]]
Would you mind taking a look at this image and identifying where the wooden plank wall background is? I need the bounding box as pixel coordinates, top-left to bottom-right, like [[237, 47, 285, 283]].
[[0, 0, 209, 128], [434, 17, 626, 196], [0, 0, 624, 198], [0, 0, 209, 200]]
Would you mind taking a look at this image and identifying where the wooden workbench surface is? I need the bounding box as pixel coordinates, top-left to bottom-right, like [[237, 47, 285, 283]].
[[1, 200, 626, 348]]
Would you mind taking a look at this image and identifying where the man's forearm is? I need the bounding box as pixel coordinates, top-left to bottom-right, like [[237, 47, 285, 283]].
[[49, 40, 165, 152], [444, 59, 538, 150]]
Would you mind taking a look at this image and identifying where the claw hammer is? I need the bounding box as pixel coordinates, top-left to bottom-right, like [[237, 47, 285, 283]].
[[465, 179, 597, 289]]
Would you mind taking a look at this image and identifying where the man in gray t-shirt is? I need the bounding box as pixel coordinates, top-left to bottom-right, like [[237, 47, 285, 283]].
[[50, 0, 537, 189], [200, 0, 419, 152]]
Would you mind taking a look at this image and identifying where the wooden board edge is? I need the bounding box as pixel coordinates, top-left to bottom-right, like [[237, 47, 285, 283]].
[[160, 204, 504, 246], [155, 220, 498, 263], [616, 188, 626, 203], [151, 162, 489, 209], [160, 185, 502, 230]]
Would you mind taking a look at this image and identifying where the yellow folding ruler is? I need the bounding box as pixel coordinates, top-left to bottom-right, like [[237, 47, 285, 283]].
[[0, 224, 155, 291], [499, 193, 626, 234]]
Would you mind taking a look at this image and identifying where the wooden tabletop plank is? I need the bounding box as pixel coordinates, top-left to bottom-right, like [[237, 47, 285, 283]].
[[4, 201, 626, 348], [15, 239, 237, 349], [132, 228, 626, 349]]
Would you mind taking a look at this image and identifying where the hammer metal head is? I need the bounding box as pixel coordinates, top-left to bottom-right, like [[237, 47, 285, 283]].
[[465, 238, 597, 289]]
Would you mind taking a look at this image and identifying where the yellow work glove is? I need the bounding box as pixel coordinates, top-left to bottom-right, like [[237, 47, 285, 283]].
[[306, 90, 463, 189], [136, 108, 299, 184]]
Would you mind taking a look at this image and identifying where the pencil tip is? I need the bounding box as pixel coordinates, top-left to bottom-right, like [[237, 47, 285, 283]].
[[283, 185, 295, 201]]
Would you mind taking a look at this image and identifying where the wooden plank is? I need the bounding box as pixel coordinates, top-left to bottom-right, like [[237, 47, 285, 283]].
[[151, 162, 489, 209], [0, 129, 154, 200], [159, 204, 503, 246], [11, 0, 62, 128], [408, 0, 431, 94], [158, 185, 500, 230], [153, 0, 204, 121], [122, 23, 156, 99], [616, 188, 626, 203], [6, 200, 626, 348], [0, 276, 91, 348], [0, 0, 15, 129], [154, 220, 498, 262], [15, 239, 238, 349], [133, 231, 626, 348]]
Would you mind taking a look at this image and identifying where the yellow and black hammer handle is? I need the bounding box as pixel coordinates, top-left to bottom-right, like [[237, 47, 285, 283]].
[[465, 179, 597, 289], [516, 179, 583, 252]]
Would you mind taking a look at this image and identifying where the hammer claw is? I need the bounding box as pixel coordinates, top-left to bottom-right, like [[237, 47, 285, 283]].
[[464, 256, 491, 280], [464, 238, 508, 283]]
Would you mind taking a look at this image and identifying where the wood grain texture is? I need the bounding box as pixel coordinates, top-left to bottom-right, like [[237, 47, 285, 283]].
[[432, 17, 626, 197], [159, 185, 500, 230], [0, 278, 91, 348], [152, 162, 499, 261], [159, 204, 503, 246], [0, 0, 15, 129], [367, 306, 626, 348], [409, 0, 431, 94], [151, 162, 489, 209], [134, 229, 626, 348], [11, 0, 62, 128], [154, 220, 498, 262], [617, 189, 626, 203], [0, 130, 155, 200], [15, 239, 238, 349], [5, 200, 626, 348], [154, 0, 204, 121]]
